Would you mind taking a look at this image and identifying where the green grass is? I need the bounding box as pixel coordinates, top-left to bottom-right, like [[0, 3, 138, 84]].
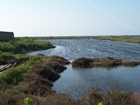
[[0, 37, 53, 86], [95, 36, 140, 44], [0, 53, 53, 87], [0, 37, 53, 54], [0, 56, 33, 84]]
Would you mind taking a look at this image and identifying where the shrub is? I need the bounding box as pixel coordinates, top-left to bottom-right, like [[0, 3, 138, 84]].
[[24, 97, 33, 105]]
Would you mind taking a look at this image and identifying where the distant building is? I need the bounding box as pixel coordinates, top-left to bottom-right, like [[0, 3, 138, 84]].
[[0, 31, 14, 41]]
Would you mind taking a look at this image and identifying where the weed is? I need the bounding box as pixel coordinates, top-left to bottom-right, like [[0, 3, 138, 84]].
[[24, 97, 33, 105]]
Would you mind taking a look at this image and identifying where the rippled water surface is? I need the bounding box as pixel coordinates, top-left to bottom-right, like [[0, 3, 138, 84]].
[[29, 39, 140, 98]]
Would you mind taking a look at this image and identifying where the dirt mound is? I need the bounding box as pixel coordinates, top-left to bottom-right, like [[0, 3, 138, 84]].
[[72, 58, 93, 68], [46, 61, 67, 73], [72, 57, 140, 68], [50, 56, 70, 65], [31, 65, 60, 82], [92, 57, 122, 67], [122, 59, 140, 66]]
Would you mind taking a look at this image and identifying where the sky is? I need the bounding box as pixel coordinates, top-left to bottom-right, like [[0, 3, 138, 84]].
[[0, 0, 140, 37]]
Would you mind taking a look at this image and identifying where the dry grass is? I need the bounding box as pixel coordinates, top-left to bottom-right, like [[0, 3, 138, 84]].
[[0, 86, 140, 105]]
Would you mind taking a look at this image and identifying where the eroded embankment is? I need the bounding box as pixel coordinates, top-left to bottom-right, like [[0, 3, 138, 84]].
[[15, 55, 70, 96], [0, 55, 70, 95]]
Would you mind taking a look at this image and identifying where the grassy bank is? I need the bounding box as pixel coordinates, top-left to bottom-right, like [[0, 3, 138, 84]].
[[0, 37, 56, 87], [0, 37, 54, 54], [93, 35, 140, 44]]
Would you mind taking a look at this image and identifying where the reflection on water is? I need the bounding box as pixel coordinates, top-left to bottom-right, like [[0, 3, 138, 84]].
[[53, 65, 140, 98], [28, 39, 140, 98]]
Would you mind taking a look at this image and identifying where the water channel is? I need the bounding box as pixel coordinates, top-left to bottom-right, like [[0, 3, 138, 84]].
[[29, 39, 140, 98]]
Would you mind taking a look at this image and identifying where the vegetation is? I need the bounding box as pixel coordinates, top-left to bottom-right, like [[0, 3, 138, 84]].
[[93, 35, 140, 44], [0, 37, 54, 54], [0, 37, 140, 105], [31, 35, 140, 44], [24, 97, 33, 105], [72, 57, 140, 68]]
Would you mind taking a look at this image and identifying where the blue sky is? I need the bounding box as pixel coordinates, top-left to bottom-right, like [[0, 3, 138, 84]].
[[0, 0, 140, 36]]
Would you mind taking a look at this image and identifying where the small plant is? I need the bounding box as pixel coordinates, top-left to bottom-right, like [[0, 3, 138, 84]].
[[98, 101, 105, 105], [24, 97, 33, 105]]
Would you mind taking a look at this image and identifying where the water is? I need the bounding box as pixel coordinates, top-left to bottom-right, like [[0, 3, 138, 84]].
[[28, 39, 140, 98], [29, 39, 140, 60]]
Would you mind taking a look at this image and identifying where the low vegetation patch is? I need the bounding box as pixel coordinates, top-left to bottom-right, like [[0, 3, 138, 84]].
[[72, 57, 140, 68], [94, 36, 140, 44], [0, 37, 55, 54]]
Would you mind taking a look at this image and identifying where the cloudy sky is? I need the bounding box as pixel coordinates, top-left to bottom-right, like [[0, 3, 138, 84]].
[[0, 0, 140, 36]]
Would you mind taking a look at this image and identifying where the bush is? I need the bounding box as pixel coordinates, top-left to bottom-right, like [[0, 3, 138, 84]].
[[24, 97, 33, 105]]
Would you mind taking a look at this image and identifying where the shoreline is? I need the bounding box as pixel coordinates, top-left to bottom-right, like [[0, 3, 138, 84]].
[[29, 35, 140, 44]]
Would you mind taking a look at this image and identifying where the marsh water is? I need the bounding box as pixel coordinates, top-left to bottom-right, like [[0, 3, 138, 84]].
[[29, 39, 140, 98]]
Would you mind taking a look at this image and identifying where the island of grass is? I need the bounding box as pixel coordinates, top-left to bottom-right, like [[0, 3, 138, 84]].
[[0, 37, 140, 105]]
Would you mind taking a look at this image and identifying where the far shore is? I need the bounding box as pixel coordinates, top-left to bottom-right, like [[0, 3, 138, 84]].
[[22, 35, 140, 44]]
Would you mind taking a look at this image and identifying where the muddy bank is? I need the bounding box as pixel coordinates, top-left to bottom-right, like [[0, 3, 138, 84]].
[[15, 55, 70, 96], [72, 57, 140, 68]]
